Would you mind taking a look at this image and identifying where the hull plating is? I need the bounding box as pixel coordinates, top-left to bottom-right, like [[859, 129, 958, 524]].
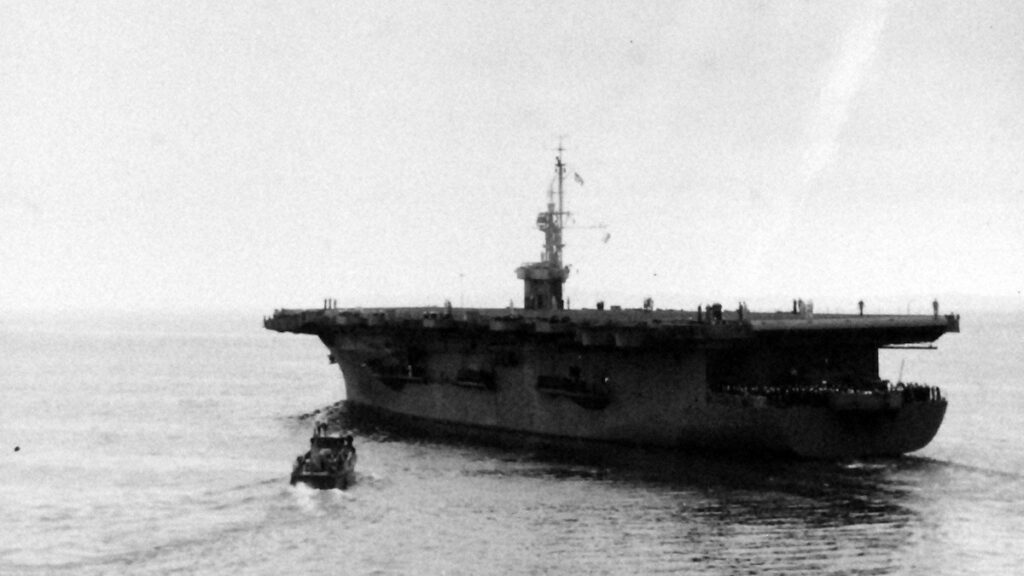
[[331, 342, 946, 459]]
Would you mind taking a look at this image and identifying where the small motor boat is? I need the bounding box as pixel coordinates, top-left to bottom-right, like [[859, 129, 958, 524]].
[[290, 425, 357, 489]]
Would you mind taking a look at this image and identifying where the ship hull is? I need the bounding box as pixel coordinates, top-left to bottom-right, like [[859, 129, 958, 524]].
[[342, 397, 945, 459], [329, 338, 947, 459]]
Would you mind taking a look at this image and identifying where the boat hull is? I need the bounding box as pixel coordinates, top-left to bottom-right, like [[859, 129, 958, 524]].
[[290, 470, 355, 490], [343, 398, 945, 459], [331, 340, 947, 459], [290, 434, 357, 489]]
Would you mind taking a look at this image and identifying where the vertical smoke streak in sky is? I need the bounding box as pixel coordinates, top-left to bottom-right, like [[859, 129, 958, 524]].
[[799, 0, 890, 192], [745, 0, 890, 296]]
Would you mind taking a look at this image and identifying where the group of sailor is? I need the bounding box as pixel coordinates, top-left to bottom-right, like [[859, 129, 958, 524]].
[[296, 425, 356, 474], [716, 381, 944, 408]]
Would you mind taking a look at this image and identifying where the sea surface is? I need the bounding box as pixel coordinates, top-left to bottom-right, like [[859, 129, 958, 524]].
[[1, 309, 1022, 575]]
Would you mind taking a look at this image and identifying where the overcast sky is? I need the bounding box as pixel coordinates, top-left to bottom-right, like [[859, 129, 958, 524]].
[[2, 0, 1021, 314]]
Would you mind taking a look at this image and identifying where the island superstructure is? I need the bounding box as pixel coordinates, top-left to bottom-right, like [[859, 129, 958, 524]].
[[266, 149, 959, 458]]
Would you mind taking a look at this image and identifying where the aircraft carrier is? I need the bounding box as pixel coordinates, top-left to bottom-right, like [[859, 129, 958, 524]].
[[265, 150, 959, 458]]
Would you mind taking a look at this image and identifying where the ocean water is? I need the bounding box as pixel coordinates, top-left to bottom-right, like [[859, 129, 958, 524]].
[[1, 309, 1022, 575]]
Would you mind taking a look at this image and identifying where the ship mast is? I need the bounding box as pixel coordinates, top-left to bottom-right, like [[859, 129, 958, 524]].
[[544, 145, 568, 268], [515, 146, 572, 311]]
